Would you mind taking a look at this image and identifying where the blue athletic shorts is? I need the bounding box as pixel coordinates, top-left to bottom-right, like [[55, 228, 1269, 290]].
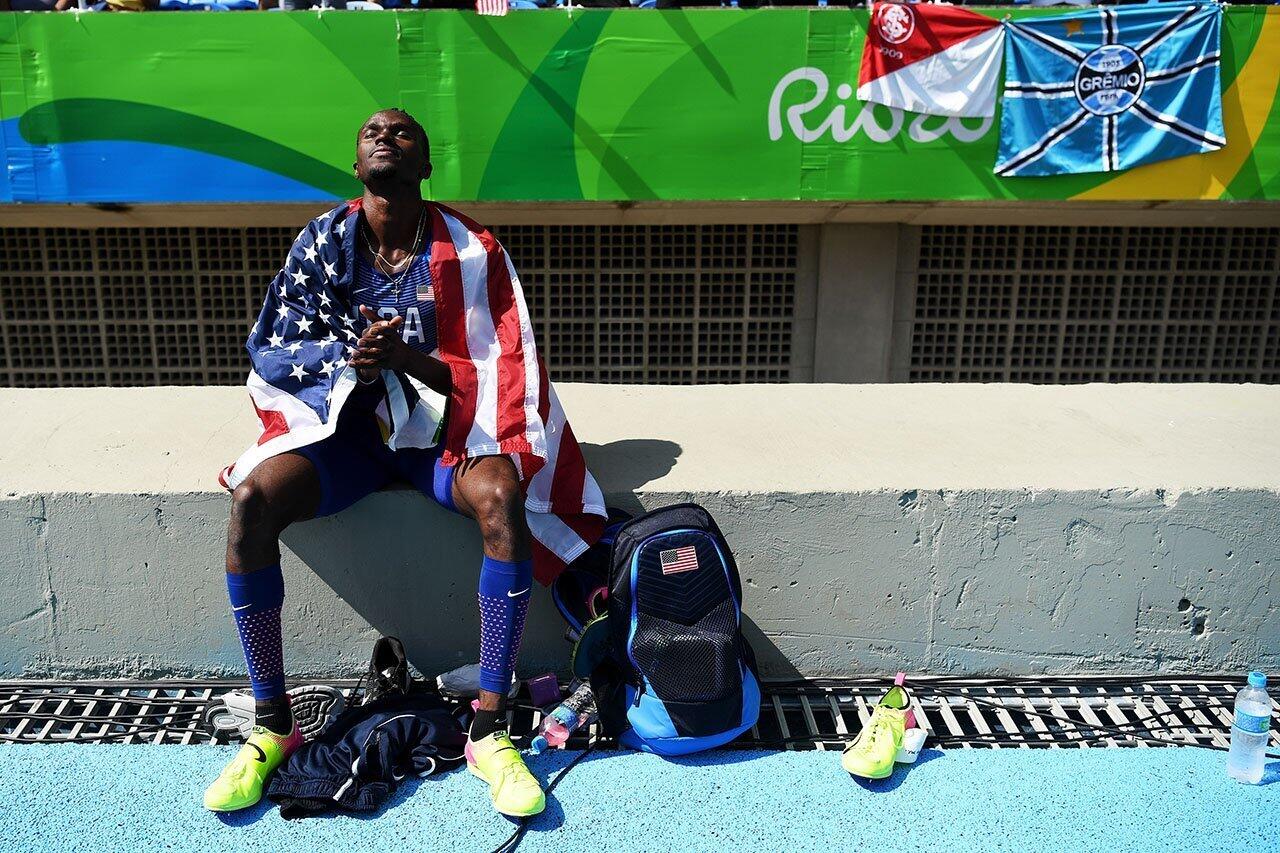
[[290, 385, 459, 519]]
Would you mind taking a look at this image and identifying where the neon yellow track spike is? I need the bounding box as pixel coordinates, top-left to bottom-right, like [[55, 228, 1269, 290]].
[[842, 686, 912, 780], [466, 731, 546, 818], [203, 724, 301, 812]]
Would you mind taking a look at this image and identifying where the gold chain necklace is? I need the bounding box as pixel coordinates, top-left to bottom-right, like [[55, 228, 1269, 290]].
[[362, 206, 427, 296]]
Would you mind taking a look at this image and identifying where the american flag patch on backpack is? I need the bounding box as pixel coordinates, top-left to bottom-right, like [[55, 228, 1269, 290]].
[[660, 546, 699, 575]]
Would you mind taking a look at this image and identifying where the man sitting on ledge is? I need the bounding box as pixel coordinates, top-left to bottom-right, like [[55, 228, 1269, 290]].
[[205, 108, 605, 818]]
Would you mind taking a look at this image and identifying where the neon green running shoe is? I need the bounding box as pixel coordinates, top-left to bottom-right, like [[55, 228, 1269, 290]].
[[841, 685, 916, 780], [466, 731, 546, 817], [203, 724, 302, 812]]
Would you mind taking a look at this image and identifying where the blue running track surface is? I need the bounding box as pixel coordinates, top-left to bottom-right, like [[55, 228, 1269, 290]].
[[1, 745, 1277, 852]]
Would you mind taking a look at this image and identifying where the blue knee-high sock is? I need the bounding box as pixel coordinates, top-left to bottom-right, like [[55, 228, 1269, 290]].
[[477, 556, 533, 695], [226, 563, 286, 703]]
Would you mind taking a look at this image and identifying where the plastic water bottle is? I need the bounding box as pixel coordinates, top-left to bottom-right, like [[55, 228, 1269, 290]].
[[530, 681, 597, 754], [1227, 671, 1272, 784]]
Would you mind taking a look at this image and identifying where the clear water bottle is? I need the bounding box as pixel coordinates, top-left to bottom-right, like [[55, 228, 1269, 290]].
[[530, 680, 597, 755], [1227, 671, 1272, 784]]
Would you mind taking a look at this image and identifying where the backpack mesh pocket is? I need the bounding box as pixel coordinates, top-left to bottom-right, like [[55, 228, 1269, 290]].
[[630, 599, 739, 703]]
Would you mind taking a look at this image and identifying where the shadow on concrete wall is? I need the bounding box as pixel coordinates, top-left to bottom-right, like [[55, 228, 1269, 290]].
[[579, 439, 682, 514], [743, 615, 804, 681], [279, 438, 684, 677]]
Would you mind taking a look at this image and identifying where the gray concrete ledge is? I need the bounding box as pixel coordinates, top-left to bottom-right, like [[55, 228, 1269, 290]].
[[2, 385, 1278, 679]]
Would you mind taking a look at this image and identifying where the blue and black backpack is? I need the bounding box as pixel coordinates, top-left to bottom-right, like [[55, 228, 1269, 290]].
[[590, 503, 760, 756]]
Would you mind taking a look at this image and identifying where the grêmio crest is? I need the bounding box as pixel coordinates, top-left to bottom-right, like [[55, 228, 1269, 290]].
[[1074, 45, 1146, 116]]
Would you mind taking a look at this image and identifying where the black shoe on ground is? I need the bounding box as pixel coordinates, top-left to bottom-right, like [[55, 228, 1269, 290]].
[[360, 636, 411, 706]]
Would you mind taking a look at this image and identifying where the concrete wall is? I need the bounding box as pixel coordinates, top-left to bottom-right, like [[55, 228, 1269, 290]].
[[2, 384, 1278, 680], [813, 224, 899, 383]]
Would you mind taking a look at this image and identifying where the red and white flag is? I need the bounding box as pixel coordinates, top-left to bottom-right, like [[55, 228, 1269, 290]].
[[476, 0, 508, 16], [857, 2, 1004, 119]]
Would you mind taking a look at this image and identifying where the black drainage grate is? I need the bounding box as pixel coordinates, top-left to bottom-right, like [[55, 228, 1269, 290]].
[[745, 675, 1278, 752], [0, 675, 1274, 751]]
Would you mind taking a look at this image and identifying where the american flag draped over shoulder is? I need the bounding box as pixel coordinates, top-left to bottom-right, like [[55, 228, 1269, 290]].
[[221, 199, 605, 585]]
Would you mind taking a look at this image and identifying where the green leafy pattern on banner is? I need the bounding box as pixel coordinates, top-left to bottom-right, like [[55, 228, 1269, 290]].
[[0, 8, 1275, 203]]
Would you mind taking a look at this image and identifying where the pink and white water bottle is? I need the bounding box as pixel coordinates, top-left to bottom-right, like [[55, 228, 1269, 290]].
[[530, 680, 597, 754]]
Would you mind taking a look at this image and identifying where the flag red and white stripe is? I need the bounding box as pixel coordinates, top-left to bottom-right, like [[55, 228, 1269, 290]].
[[476, 0, 508, 16], [428, 201, 606, 583], [857, 2, 1004, 118]]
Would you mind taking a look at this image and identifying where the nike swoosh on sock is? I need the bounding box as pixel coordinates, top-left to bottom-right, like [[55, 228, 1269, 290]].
[[507, 588, 529, 598]]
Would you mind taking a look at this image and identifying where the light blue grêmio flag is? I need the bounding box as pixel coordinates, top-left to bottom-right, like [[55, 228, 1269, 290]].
[[996, 4, 1224, 178]]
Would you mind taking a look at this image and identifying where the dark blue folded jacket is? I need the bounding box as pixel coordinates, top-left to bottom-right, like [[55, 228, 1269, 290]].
[[267, 692, 467, 819]]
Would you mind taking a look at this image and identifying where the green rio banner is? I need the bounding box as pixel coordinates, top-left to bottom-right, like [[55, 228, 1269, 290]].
[[0, 7, 1276, 204]]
